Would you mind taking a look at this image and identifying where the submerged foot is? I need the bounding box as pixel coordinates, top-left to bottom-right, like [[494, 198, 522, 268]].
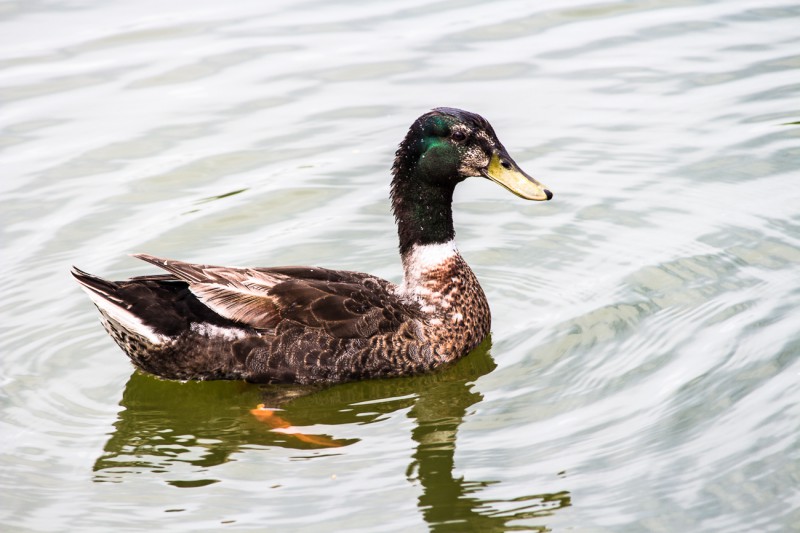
[[250, 404, 345, 448]]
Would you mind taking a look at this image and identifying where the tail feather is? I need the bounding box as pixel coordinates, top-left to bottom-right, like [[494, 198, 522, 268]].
[[72, 266, 166, 345], [71, 266, 125, 304]]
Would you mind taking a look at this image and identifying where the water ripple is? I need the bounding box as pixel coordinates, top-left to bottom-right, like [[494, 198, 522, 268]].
[[2, 0, 799, 531]]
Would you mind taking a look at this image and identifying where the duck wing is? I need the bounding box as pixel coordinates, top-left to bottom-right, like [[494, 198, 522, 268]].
[[133, 254, 416, 338]]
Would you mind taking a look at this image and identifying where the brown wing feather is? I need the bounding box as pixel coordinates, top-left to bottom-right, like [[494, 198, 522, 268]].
[[133, 253, 286, 329], [269, 276, 414, 338], [132, 254, 417, 337]]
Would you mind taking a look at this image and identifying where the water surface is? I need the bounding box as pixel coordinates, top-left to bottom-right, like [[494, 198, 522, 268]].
[[2, 0, 799, 531]]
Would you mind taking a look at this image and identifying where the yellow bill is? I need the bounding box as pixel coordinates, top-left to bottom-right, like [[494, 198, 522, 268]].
[[481, 152, 552, 201]]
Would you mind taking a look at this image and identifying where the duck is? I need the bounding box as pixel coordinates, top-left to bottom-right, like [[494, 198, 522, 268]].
[[72, 108, 552, 385]]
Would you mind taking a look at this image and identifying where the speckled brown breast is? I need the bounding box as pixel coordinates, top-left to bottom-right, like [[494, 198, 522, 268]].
[[410, 253, 492, 364]]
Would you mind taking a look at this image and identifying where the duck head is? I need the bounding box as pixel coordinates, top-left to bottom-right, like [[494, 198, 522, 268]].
[[390, 108, 552, 256], [392, 107, 552, 201]]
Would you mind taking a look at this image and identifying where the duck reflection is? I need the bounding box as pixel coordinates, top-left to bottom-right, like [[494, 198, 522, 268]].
[[95, 337, 570, 528]]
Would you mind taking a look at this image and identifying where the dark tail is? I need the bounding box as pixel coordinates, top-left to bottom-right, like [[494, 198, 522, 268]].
[[71, 266, 125, 304]]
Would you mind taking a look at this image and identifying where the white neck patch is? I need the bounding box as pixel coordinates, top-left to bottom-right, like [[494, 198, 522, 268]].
[[402, 240, 459, 286]]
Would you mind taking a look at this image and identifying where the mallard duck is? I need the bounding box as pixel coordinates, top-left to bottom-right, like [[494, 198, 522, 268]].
[[73, 108, 552, 384]]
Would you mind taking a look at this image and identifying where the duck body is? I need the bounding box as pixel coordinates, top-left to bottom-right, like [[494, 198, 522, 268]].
[[73, 108, 551, 385]]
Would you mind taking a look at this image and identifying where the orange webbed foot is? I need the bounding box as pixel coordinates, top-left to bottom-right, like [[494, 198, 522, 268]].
[[250, 404, 344, 448]]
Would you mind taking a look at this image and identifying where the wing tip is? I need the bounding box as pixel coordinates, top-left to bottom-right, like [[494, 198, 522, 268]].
[[131, 252, 163, 265]]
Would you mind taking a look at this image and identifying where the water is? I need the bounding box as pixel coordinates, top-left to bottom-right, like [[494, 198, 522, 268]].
[[2, 0, 799, 531]]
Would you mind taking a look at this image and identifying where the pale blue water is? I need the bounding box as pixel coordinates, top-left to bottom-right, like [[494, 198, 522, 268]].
[[2, 1, 799, 531]]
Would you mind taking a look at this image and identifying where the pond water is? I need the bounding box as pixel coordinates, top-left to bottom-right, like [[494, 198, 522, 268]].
[[2, 0, 799, 531]]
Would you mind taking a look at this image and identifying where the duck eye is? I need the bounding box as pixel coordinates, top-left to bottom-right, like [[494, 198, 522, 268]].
[[451, 131, 466, 142]]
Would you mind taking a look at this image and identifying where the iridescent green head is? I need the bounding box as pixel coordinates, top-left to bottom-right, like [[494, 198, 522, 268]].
[[392, 107, 552, 200], [390, 108, 552, 255]]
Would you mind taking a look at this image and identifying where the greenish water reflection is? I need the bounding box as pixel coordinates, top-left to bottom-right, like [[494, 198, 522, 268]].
[[95, 338, 570, 530]]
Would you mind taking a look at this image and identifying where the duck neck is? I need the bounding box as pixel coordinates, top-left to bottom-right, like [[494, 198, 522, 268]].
[[390, 169, 458, 259]]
